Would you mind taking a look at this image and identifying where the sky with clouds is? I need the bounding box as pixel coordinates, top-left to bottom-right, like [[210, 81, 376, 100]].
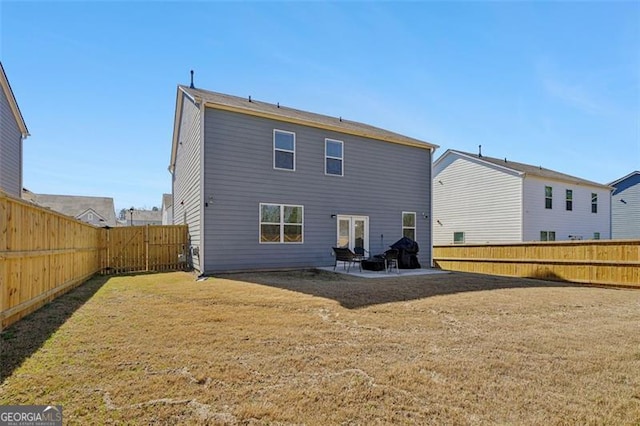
[[1, 2, 638, 212]]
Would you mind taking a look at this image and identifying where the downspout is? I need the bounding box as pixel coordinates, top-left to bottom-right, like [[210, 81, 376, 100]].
[[609, 188, 613, 239], [429, 147, 434, 268], [19, 132, 28, 197], [198, 98, 206, 274], [521, 175, 525, 241]]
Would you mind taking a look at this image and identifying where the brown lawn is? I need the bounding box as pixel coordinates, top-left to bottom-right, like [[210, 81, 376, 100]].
[[1, 270, 639, 425]]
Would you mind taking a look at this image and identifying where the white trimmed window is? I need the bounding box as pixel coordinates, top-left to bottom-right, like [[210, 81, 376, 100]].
[[402, 212, 416, 240], [540, 231, 556, 241], [453, 232, 465, 244], [325, 139, 343, 176], [566, 189, 573, 211], [545, 186, 553, 209], [260, 203, 303, 243], [593, 232, 600, 240], [591, 193, 598, 213], [274, 130, 295, 171]]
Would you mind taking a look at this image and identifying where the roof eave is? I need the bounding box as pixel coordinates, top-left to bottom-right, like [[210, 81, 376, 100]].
[[608, 170, 640, 187], [201, 100, 437, 151], [522, 173, 613, 191], [439, 150, 525, 176], [0, 62, 29, 138], [169, 87, 186, 174]]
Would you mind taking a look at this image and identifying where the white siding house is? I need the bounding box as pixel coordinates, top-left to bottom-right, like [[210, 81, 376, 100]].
[[0, 62, 29, 197], [433, 150, 612, 244]]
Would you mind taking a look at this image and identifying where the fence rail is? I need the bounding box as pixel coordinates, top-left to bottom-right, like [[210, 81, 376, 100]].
[[1, 192, 189, 329], [433, 240, 640, 288]]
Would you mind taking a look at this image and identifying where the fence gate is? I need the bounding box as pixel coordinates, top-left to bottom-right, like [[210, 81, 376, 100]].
[[103, 225, 189, 275]]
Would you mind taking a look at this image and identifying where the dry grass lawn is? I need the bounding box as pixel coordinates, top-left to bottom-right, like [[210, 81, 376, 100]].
[[1, 270, 639, 425]]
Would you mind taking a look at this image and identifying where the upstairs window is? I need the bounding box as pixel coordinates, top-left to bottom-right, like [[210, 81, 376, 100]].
[[402, 212, 416, 240], [591, 193, 598, 213], [325, 139, 343, 176], [260, 203, 303, 243], [274, 130, 295, 171], [565, 189, 573, 211], [540, 231, 556, 241], [545, 186, 553, 209]]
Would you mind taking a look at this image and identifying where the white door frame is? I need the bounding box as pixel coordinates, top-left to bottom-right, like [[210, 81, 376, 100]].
[[336, 215, 369, 253]]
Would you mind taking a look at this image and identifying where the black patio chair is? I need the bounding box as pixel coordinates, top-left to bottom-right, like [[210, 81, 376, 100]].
[[384, 249, 399, 274], [332, 247, 363, 273], [353, 246, 370, 259]]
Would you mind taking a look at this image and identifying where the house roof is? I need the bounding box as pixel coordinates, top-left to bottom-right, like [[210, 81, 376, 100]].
[[0, 62, 29, 138], [131, 209, 162, 222], [30, 193, 117, 227], [608, 171, 640, 187], [437, 149, 612, 190], [170, 85, 437, 172]]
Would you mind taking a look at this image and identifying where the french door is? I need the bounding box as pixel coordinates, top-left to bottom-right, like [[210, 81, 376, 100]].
[[337, 215, 369, 254]]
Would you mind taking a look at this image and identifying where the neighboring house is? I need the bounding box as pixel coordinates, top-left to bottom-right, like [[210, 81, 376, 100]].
[[169, 85, 438, 273], [27, 192, 118, 227], [161, 193, 173, 225], [0, 62, 29, 197], [609, 171, 640, 239], [128, 209, 162, 226], [433, 149, 612, 244]]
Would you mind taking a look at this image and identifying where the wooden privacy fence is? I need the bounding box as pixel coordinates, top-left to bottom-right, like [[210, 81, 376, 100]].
[[103, 225, 189, 275], [433, 240, 640, 288], [1, 192, 189, 329]]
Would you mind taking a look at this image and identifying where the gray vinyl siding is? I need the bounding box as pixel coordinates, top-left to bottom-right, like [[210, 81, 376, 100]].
[[172, 94, 202, 271], [202, 108, 432, 272], [0, 85, 22, 197], [611, 174, 640, 239]]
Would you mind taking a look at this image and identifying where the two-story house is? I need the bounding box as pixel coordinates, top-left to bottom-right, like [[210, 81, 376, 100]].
[[433, 149, 612, 244], [610, 171, 640, 239], [0, 62, 29, 198], [169, 85, 438, 273], [27, 192, 118, 227]]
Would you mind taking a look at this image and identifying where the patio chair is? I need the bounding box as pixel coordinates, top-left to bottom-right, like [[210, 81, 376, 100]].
[[353, 246, 369, 259], [332, 247, 363, 273], [384, 249, 400, 274]]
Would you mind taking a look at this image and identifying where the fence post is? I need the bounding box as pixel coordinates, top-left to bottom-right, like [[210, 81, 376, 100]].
[[145, 225, 149, 272]]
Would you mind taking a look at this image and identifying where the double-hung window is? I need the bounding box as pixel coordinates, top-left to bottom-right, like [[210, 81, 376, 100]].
[[260, 203, 303, 243], [566, 189, 573, 211], [402, 212, 416, 240], [545, 186, 553, 209], [325, 139, 343, 176], [591, 193, 598, 213], [540, 231, 556, 241], [274, 130, 295, 171]]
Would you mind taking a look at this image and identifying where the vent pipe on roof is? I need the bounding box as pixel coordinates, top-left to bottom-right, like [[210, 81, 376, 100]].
[[339, 116, 342, 122], [478, 145, 482, 157], [277, 102, 280, 108], [249, 95, 252, 102], [189, 70, 194, 89]]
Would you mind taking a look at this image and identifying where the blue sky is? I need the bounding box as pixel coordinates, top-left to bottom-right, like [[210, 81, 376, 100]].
[[2, 2, 638, 213]]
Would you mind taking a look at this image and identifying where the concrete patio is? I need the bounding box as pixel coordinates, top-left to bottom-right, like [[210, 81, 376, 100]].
[[317, 265, 450, 279]]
